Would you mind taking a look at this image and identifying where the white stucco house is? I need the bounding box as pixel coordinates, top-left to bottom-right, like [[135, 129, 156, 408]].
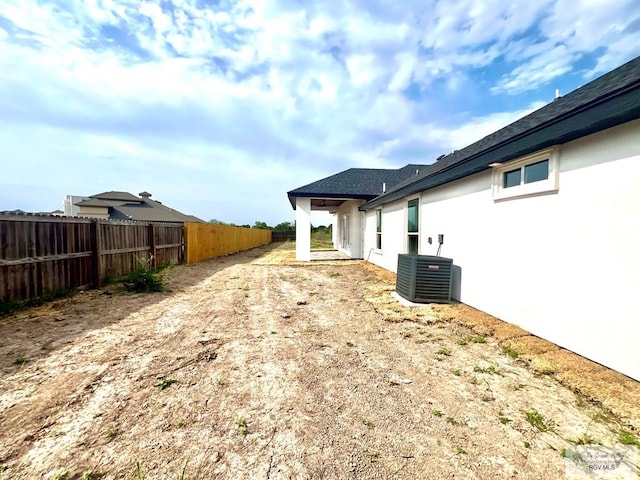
[[288, 55, 640, 382]]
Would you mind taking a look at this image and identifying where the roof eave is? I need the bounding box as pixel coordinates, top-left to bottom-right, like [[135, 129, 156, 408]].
[[362, 85, 640, 210], [288, 192, 377, 209]]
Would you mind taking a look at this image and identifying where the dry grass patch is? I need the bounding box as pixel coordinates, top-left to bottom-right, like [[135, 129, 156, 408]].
[[360, 262, 640, 429]]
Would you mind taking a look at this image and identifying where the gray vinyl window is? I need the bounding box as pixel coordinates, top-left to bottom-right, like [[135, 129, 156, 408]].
[[503, 159, 549, 188], [492, 148, 558, 201], [407, 199, 419, 255], [524, 159, 549, 183]]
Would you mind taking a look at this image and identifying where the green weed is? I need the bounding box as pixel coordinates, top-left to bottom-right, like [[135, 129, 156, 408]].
[[470, 335, 486, 343], [446, 416, 462, 426], [135, 460, 145, 480], [569, 433, 601, 445], [155, 377, 177, 390], [122, 257, 165, 293], [236, 417, 248, 436], [13, 356, 28, 366], [524, 409, 553, 432], [473, 365, 500, 375], [51, 470, 69, 480], [502, 345, 519, 359], [0, 288, 74, 316], [619, 429, 640, 447], [177, 460, 189, 480]]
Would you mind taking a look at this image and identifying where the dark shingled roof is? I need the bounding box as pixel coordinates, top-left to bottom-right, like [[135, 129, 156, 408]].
[[91, 191, 142, 202], [363, 54, 640, 209], [110, 199, 203, 223], [74, 191, 203, 222], [74, 198, 131, 207], [287, 164, 427, 208]]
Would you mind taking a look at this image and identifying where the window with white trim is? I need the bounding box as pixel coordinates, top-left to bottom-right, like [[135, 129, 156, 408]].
[[375, 209, 382, 250], [491, 148, 559, 200], [407, 199, 419, 255]]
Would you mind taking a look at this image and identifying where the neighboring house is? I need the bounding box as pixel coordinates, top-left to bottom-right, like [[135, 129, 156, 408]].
[[63, 191, 203, 223], [0, 209, 62, 216], [288, 55, 640, 381], [63, 195, 89, 217]]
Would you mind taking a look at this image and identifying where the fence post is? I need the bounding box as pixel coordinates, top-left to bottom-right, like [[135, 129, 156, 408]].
[[148, 223, 157, 268], [183, 223, 189, 264], [91, 220, 103, 288], [180, 224, 186, 264]]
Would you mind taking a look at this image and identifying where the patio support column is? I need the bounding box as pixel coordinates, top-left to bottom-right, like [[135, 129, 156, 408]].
[[295, 197, 311, 261], [332, 215, 338, 248]]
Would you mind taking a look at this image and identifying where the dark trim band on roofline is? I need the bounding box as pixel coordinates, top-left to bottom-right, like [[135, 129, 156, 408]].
[[287, 193, 377, 209], [362, 84, 640, 211]]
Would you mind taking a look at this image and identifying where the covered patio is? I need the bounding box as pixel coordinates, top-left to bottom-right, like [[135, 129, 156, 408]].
[[286, 165, 427, 261]]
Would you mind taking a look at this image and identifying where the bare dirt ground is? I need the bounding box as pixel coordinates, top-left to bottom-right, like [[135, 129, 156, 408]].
[[1, 243, 638, 479]]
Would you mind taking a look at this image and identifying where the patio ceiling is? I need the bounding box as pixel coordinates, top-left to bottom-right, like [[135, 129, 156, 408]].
[[310, 198, 346, 211]]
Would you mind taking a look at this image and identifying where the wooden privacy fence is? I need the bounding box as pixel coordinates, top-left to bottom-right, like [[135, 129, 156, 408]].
[[184, 222, 271, 264], [0, 214, 183, 304], [271, 230, 296, 242]]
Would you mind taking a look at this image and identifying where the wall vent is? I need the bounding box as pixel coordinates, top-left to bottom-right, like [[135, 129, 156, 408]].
[[396, 254, 453, 303]]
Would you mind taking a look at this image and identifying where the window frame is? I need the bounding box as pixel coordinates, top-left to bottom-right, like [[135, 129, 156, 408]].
[[375, 208, 382, 251], [407, 198, 419, 255], [491, 148, 559, 201]]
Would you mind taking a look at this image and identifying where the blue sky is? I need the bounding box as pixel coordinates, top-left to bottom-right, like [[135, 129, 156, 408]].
[[1, 0, 639, 225]]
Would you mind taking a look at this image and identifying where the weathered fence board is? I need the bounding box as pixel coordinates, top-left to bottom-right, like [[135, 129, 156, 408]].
[[0, 215, 184, 303], [184, 223, 271, 264]]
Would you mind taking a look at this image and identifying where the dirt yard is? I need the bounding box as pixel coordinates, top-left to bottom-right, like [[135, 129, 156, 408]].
[[1, 243, 638, 479]]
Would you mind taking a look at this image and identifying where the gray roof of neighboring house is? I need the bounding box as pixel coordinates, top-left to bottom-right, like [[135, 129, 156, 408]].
[[73, 191, 203, 222], [75, 198, 131, 207], [91, 191, 142, 202], [287, 164, 428, 208], [110, 199, 204, 223], [362, 54, 640, 209]]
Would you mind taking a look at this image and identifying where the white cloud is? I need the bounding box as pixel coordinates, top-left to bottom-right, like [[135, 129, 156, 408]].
[[494, 0, 640, 93], [424, 101, 548, 152], [492, 45, 576, 95], [0, 0, 639, 224]]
